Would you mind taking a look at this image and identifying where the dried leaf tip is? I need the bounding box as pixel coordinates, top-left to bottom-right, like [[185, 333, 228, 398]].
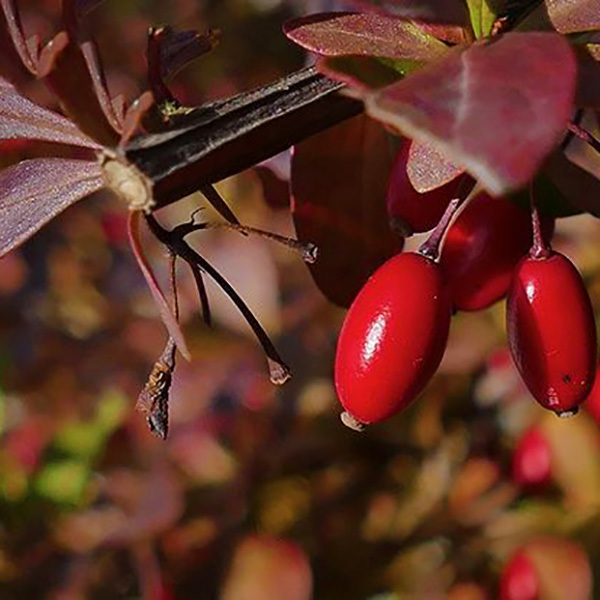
[[268, 358, 292, 385], [137, 339, 176, 440]]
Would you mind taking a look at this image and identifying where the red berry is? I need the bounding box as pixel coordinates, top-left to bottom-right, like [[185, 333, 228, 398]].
[[500, 538, 591, 600], [499, 552, 539, 600], [507, 252, 597, 415], [335, 252, 451, 426], [511, 427, 552, 491], [386, 140, 467, 235], [440, 193, 554, 311]]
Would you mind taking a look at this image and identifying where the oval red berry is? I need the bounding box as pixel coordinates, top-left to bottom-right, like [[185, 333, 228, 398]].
[[440, 192, 554, 311], [511, 427, 552, 491], [334, 252, 452, 425], [386, 140, 468, 235], [499, 552, 539, 600], [507, 252, 597, 415]]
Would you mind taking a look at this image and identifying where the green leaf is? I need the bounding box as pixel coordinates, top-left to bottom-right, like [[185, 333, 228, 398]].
[[34, 460, 89, 506], [466, 0, 503, 38]]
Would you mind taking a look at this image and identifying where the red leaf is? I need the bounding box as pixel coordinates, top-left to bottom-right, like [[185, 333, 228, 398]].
[[284, 12, 447, 61], [365, 32, 577, 195], [0, 158, 103, 257], [350, 0, 470, 26], [0, 76, 100, 148], [291, 114, 403, 308], [520, 0, 600, 34], [127, 211, 191, 361]]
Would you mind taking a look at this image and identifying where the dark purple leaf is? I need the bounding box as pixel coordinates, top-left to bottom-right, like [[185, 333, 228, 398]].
[[574, 46, 600, 108], [38, 31, 121, 147], [291, 114, 403, 308], [545, 150, 600, 217], [284, 12, 447, 61], [157, 27, 221, 80], [0, 0, 38, 74], [127, 211, 192, 361], [146, 26, 220, 107], [364, 32, 577, 195], [80, 39, 124, 134], [0, 76, 100, 148], [0, 158, 103, 257]]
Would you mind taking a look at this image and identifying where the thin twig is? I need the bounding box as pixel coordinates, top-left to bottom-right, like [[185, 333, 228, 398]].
[[146, 214, 291, 384]]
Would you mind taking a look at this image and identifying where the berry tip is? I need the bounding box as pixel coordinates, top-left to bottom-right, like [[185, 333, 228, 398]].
[[340, 411, 366, 432]]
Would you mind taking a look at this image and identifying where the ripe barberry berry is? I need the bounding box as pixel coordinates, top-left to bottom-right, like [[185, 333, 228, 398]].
[[511, 427, 552, 491], [440, 193, 554, 311], [334, 252, 452, 427], [499, 551, 539, 600], [507, 252, 597, 416], [386, 140, 468, 236]]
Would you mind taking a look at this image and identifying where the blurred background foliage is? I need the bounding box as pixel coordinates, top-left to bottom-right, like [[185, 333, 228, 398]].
[[1, 0, 600, 598]]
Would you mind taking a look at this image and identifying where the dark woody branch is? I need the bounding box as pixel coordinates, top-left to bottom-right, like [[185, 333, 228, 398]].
[[124, 66, 363, 210]]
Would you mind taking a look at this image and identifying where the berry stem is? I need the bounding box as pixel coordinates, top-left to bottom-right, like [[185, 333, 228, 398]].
[[418, 197, 462, 260], [529, 184, 551, 259]]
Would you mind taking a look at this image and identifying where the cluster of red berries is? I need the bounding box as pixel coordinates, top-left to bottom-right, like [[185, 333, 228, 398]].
[[335, 140, 598, 430]]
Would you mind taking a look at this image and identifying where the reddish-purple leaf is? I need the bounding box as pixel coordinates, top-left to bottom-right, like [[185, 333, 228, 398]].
[[0, 0, 38, 74], [38, 31, 120, 147], [0, 158, 103, 257], [0, 77, 100, 148], [291, 114, 403, 308], [364, 33, 577, 195], [418, 22, 469, 45], [80, 39, 124, 134], [350, 0, 470, 26], [120, 91, 155, 145], [407, 139, 464, 192], [127, 211, 191, 361], [284, 12, 447, 61], [520, 0, 600, 34], [157, 27, 221, 80]]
